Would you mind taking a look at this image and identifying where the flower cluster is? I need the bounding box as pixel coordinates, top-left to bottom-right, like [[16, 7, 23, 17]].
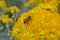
[[9, 6, 20, 14], [11, 3, 60, 40], [0, 15, 13, 23], [24, 0, 60, 7]]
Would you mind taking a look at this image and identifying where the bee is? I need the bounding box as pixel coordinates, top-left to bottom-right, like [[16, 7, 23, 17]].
[[16, 15, 31, 23], [24, 16, 31, 23]]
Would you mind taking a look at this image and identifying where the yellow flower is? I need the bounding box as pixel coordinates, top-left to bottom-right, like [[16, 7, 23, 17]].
[[1, 18, 13, 23], [24, 2, 31, 7], [11, 2, 60, 40], [9, 6, 20, 14], [55, 31, 60, 37], [24, 0, 60, 7], [1, 15, 13, 23], [0, 1, 6, 10]]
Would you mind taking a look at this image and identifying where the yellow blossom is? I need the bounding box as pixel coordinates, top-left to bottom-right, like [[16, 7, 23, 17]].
[[24, 0, 60, 7], [1, 18, 13, 23], [11, 1, 60, 40], [0, 15, 13, 23], [0, 1, 6, 10], [9, 6, 20, 14]]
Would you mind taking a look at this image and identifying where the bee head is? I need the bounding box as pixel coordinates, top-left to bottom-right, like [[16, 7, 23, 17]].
[[24, 15, 31, 23]]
